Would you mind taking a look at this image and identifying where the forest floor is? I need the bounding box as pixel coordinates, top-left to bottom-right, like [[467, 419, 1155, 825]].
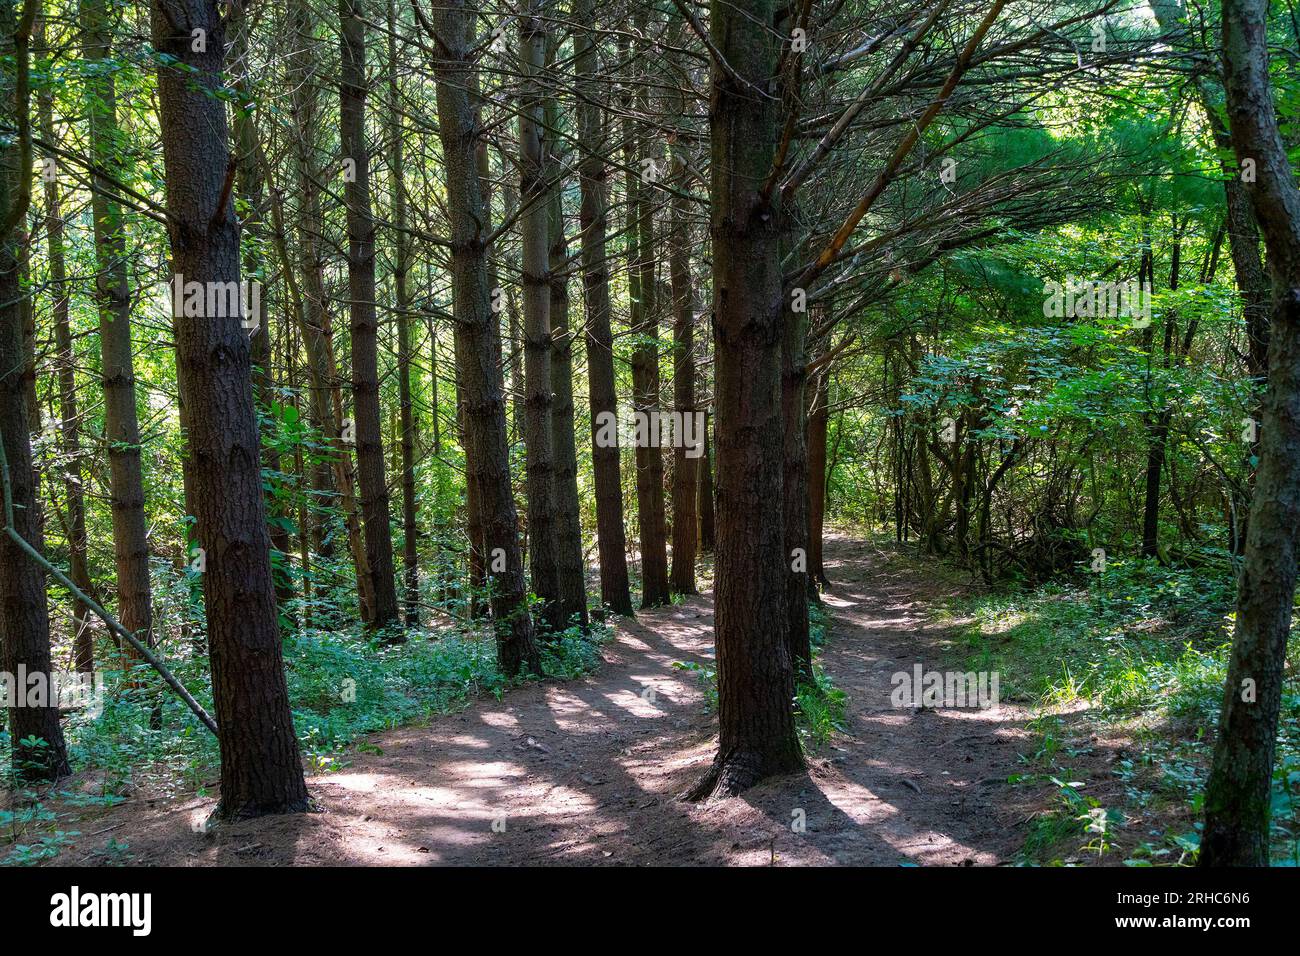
[[51, 534, 1053, 866]]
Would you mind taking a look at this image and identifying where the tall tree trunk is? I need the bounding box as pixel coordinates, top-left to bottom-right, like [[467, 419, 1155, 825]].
[[277, 0, 375, 623], [546, 80, 589, 630], [426, 0, 541, 676], [387, 0, 419, 626], [622, 23, 669, 608], [574, 0, 633, 616], [0, 0, 69, 779], [517, 3, 562, 630], [245, 279, 295, 615], [687, 0, 803, 800], [456, 126, 489, 616], [667, 110, 698, 595], [150, 0, 308, 818], [37, 9, 93, 672], [338, 0, 400, 630], [82, 0, 154, 670], [19, 244, 37, 441], [1200, 0, 1300, 866]]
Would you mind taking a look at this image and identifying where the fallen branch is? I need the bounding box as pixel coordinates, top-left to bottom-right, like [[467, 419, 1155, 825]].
[[0, 425, 218, 737]]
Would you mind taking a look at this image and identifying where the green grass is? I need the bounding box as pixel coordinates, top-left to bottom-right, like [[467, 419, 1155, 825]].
[[794, 603, 848, 748], [940, 554, 1300, 865], [795, 667, 848, 749]]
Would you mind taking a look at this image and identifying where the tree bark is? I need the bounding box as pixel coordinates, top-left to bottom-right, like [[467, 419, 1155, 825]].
[[517, 3, 562, 631], [427, 0, 541, 676], [338, 0, 400, 630], [622, 22, 669, 608], [807, 368, 830, 586], [781, 290, 812, 678], [574, 0, 633, 616], [697, 410, 715, 552], [1, 0, 69, 780], [545, 71, 589, 630], [667, 24, 698, 597], [687, 0, 804, 799], [457, 360, 487, 617], [82, 0, 154, 670], [37, 9, 93, 672], [151, 0, 308, 818], [387, 0, 419, 626], [1200, 0, 1300, 866]]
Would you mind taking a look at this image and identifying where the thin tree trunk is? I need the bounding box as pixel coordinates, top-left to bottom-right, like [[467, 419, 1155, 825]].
[[517, 3, 562, 630], [667, 104, 698, 596], [83, 0, 153, 670], [1200, 0, 1300, 866], [456, 360, 487, 616], [545, 79, 589, 630], [781, 286, 812, 678], [502, 180, 525, 445], [19, 245, 37, 481], [0, 0, 69, 779], [338, 0, 400, 630], [36, 10, 93, 672], [574, 0, 633, 616], [387, 0, 419, 626], [1140, 224, 1182, 560], [287, 325, 314, 626], [622, 23, 669, 607], [426, 0, 541, 676], [807, 369, 830, 587], [697, 411, 715, 552]]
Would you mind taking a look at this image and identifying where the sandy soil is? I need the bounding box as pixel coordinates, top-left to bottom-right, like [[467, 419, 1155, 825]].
[[49, 535, 1041, 866]]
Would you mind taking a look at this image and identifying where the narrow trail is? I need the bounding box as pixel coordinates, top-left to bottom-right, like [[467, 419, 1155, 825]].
[[61, 535, 1038, 866]]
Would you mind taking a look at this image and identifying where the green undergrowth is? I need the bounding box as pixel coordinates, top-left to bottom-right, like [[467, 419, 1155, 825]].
[[796, 602, 849, 749], [1, 616, 611, 865], [937, 553, 1300, 866]]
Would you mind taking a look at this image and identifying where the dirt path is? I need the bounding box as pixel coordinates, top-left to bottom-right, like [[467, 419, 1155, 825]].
[[57, 535, 1038, 866]]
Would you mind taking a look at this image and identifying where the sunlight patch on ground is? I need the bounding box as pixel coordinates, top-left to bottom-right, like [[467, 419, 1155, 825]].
[[602, 687, 665, 718], [817, 777, 892, 823], [327, 772, 385, 793], [478, 710, 523, 732], [543, 687, 613, 728], [440, 760, 529, 790]]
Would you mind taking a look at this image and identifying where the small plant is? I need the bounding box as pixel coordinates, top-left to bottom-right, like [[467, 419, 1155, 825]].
[[672, 660, 717, 713], [1020, 777, 1123, 863], [1271, 758, 1300, 866], [4, 829, 77, 866], [88, 837, 133, 866], [795, 667, 848, 749]]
